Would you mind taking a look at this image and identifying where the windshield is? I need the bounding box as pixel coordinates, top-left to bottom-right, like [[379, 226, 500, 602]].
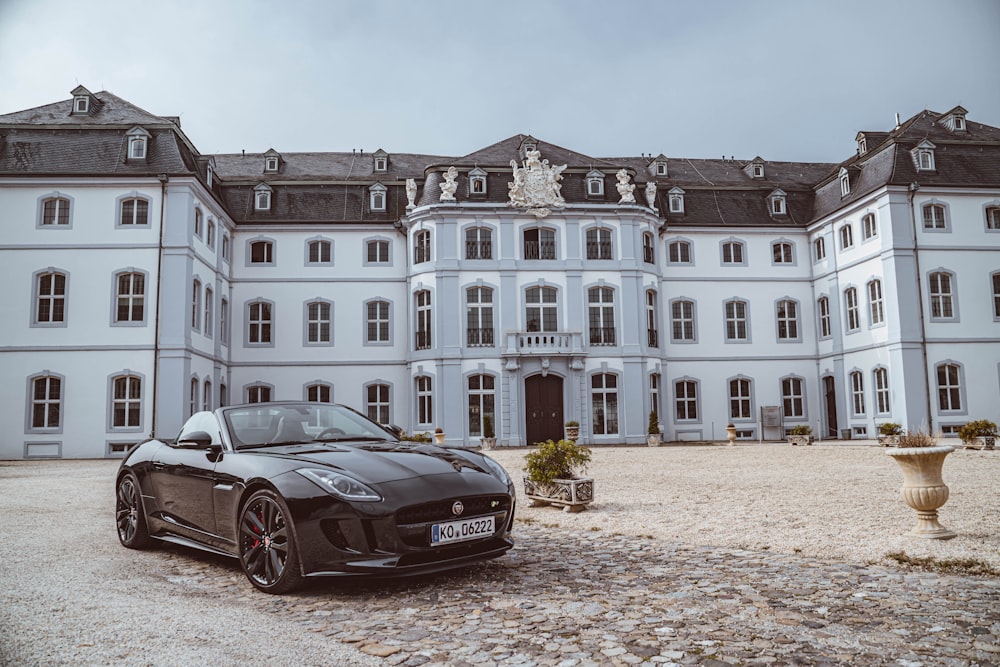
[[224, 403, 394, 449]]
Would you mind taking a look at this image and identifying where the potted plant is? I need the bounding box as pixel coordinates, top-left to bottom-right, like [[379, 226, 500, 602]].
[[725, 423, 737, 446], [523, 439, 593, 512], [647, 411, 661, 447], [787, 424, 813, 446], [877, 422, 904, 447], [564, 420, 579, 442], [433, 427, 445, 445], [957, 419, 997, 450], [480, 414, 496, 450], [886, 430, 956, 540]]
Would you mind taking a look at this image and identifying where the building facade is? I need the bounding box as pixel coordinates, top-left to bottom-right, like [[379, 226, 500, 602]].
[[2, 88, 998, 459]]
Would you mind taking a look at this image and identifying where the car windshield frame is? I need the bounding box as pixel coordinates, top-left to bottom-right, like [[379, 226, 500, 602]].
[[222, 403, 394, 450]]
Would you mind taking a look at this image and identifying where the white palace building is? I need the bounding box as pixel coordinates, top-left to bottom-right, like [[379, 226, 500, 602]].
[[2, 87, 998, 459]]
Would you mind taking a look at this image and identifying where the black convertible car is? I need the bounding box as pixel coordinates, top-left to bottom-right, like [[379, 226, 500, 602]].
[[115, 402, 515, 593]]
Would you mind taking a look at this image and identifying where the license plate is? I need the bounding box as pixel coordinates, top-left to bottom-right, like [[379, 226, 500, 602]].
[[431, 516, 495, 545]]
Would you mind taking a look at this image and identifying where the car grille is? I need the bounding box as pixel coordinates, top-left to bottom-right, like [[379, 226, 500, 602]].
[[395, 495, 511, 526]]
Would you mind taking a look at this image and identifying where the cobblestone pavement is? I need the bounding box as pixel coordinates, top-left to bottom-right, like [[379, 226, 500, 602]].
[[157, 522, 1000, 666]]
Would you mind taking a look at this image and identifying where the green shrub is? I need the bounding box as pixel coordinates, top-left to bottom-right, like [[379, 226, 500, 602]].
[[524, 439, 591, 484], [788, 424, 812, 435], [878, 422, 903, 436], [648, 411, 660, 435], [957, 419, 998, 443]]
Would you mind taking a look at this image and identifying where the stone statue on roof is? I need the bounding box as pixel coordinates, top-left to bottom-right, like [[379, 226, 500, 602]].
[[439, 167, 458, 202], [508, 148, 566, 218], [616, 169, 636, 204], [645, 181, 657, 209], [406, 178, 417, 209]]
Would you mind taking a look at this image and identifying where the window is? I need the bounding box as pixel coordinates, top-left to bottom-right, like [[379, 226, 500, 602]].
[[844, 287, 860, 332], [776, 299, 798, 340], [772, 242, 793, 264], [649, 373, 660, 420], [265, 157, 279, 172], [254, 185, 272, 211], [307, 383, 331, 403], [675, 379, 698, 421], [671, 299, 695, 342], [523, 227, 555, 260], [415, 290, 431, 350], [203, 379, 212, 411], [850, 371, 865, 416], [588, 286, 616, 346], [220, 298, 229, 345], [414, 230, 431, 264], [367, 239, 390, 263], [591, 374, 619, 435], [369, 183, 387, 212], [781, 377, 804, 418], [416, 376, 432, 426], [41, 197, 70, 226], [929, 271, 955, 320], [645, 290, 659, 348], [922, 204, 946, 230], [586, 228, 613, 260], [30, 375, 62, 429], [839, 168, 850, 197], [190, 377, 198, 417], [120, 197, 149, 226], [817, 296, 831, 338], [112, 375, 142, 428], [729, 377, 752, 420], [586, 170, 604, 196], [127, 131, 148, 160], [992, 272, 1000, 318], [468, 168, 487, 195], [35, 271, 67, 325], [724, 299, 748, 341], [366, 383, 390, 424], [814, 237, 826, 261], [936, 363, 962, 412], [525, 286, 558, 332], [986, 207, 1000, 231], [73, 95, 89, 114], [769, 190, 786, 215], [668, 187, 685, 213], [114, 272, 145, 323], [466, 287, 494, 347], [374, 154, 388, 172], [468, 374, 496, 437], [248, 301, 272, 345], [912, 141, 937, 171], [220, 383, 227, 407], [247, 384, 272, 404], [722, 241, 744, 264], [191, 279, 201, 331], [203, 287, 213, 338], [642, 232, 655, 264], [366, 300, 390, 343], [868, 279, 884, 326], [669, 240, 691, 264], [194, 209, 203, 238], [307, 239, 332, 265], [206, 220, 215, 249], [465, 227, 492, 260], [874, 368, 890, 414], [306, 300, 331, 344], [839, 224, 853, 249], [862, 213, 877, 240], [222, 234, 230, 261], [655, 160, 667, 176], [249, 240, 273, 265]]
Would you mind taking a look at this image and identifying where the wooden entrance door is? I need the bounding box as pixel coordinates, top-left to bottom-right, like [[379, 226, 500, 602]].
[[823, 376, 838, 438], [524, 375, 563, 446]]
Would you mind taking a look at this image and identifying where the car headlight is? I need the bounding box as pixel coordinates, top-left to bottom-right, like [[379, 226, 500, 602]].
[[297, 468, 382, 502], [480, 455, 512, 486]]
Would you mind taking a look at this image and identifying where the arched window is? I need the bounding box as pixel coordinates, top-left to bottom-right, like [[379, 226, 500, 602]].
[[591, 373, 619, 435], [468, 374, 496, 437], [466, 287, 494, 347]]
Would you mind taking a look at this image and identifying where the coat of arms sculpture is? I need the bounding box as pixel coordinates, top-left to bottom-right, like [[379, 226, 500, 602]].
[[508, 149, 567, 218]]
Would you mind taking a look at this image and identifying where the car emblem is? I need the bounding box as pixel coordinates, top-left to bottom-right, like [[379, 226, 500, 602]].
[[451, 501, 464, 516]]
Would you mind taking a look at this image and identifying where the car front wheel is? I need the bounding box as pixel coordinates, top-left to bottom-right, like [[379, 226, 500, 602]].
[[239, 489, 303, 594], [116, 473, 152, 549]]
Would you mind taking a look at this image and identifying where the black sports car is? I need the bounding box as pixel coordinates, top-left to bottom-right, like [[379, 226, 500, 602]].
[[115, 402, 515, 593]]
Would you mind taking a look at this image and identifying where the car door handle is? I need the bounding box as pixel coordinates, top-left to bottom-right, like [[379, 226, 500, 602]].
[[152, 461, 166, 470]]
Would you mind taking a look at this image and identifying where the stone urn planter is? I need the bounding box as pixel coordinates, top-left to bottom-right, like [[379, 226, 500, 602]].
[[433, 429, 445, 445], [647, 411, 661, 446], [523, 476, 594, 513], [725, 423, 737, 446], [523, 439, 592, 512], [887, 444, 956, 540], [564, 421, 579, 442]]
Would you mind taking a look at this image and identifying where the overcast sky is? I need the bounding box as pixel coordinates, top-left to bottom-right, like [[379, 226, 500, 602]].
[[1, 0, 998, 164]]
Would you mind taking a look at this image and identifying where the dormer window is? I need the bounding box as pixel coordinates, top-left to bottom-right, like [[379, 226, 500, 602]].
[[254, 184, 272, 211], [373, 149, 389, 173], [518, 136, 539, 161], [586, 170, 605, 197], [73, 96, 89, 114], [265, 157, 278, 172], [369, 183, 387, 212], [668, 187, 685, 214], [768, 189, 787, 215], [912, 140, 936, 172], [856, 132, 869, 156], [942, 106, 968, 132], [954, 115, 965, 131], [263, 149, 281, 174], [126, 127, 149, 161], [839, 167, 851, 197], [69, 86, 98, 116], [206, 162, 214, 188], [744, 157, 765, 179], [468, 167, 487, 195], [648, 154, 668, 177]]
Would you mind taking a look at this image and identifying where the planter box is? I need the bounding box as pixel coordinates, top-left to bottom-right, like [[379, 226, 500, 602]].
[[878, 435, 901, 447], [963, 436, 996, 451], [523, 476, 594, 513], [647, 434, 661, 447], [787, 435, 813, 446], [480, 437, 496, 450]]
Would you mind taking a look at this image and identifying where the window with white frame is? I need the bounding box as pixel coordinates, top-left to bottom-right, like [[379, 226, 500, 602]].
[[992, 272, 1000, 318], [929, 271, 955, 319], [781, 377, 804, 418], [675, 379, 698, 421], [722, 240, 744, 264], [249, 240, 273, 264], [671, 299, 695, 342], [366, 383, 390, 424], [247, 384, 272, 404], [922, 203, 946, 229], [307, 239, 332, 265], [265, 157, 279, 172], [220, 298, 229, 345], [936, 363, 962, 412], [30, 374, 62, 429], [874, 367, 890, 414], [645, 290, 659, 348], [120, 197, 149, 226], [73, 94, 90, 114], [374, 155, 388, 173], [41, 196, 71, 226], [204, 287, 213, 338], [369, 183, 387, 212], [868, 279, 884, 326], [366, 300, 390, 343], [844, 287, 860, 331], [839, 224, 854, 249], [724, 299, 749, 341], [414, 229, 431, 264], [818, 296, 831, 338], [465, 227, 492, 260], [112, 374, 142, 428], [586, 170, 604, 196], [468, 374, 496, 437], [729, 377, 752, 420], [248, 301, 272, 344], [416, 376, 433, 426], [206, 220, 215, 249], [194, 208, 202, 238], [769, 190, 786, 215], [468, 168, 487, 195], [35, 271, 67, 324], [839, 168, 850, 197], [814, 237, 826, 261], [643, 232, 655, 264], [772, 241, 793, 264], [127, 128, 148, 160], [367, 239, 390, 263], [649, 373, 660, 420], [114, 271, 145, 323], [776, 299, 798, 340], [586, 228, 613, 260], [913, 141, 936, 171], [523, 227, 555, 260], [525, 286, 558, 332], [862, 213, 877, 240], [306, 300, 331, 344], [190, 377, 198, 417], [415, 290, 431, 350], [669, 240, 691, 264], [222, 234, 230, 261], [588, 286, 616, 346], [591, 373, 619, 435], [850, 371, 866, 416], [307, 383, 331, 403], [254, 185, 272, 211], [986, 206, 1000, 230], [466, 286, 494, 347], [191, 279, 201, 331], [668, 187, 685, 213]]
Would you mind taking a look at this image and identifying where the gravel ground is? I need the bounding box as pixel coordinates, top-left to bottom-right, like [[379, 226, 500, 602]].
[[487, 441, 1000, 571]]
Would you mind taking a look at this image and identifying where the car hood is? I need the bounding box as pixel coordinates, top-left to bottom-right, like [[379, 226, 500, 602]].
[[252, 441, 495, 484]]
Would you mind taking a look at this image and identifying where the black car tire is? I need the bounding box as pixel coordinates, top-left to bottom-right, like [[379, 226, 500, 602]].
[[116, 473, 152, 549], [239, 489, 303, 594]]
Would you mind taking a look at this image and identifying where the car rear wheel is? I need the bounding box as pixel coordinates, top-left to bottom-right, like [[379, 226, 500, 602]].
[[116, 473, 152, 549], [239, 489, 303, 594]]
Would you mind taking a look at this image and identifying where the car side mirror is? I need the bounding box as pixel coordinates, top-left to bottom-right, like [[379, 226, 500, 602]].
[[177, 431, 214, 449], [383, 424, 404, 439]]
